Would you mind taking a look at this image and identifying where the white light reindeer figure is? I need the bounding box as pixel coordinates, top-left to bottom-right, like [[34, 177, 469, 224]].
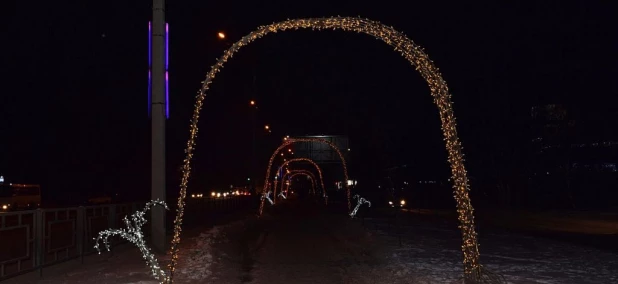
[[349, 194, 371, 218], [262, 190, 274, 205], [94, 200, 170, 283], [278, 190, 287, 200]]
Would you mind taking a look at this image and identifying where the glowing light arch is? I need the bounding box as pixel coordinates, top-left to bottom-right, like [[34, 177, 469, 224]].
[[279, 169, 318, 195], [288, 172, 316, 195], [285, 169, 320, 194], [282, 169, 321, 197], [172, 17, 482, 281], [263, 138, 350, 211], [269, 158, 326, 209], [287, 172, 317, 197]]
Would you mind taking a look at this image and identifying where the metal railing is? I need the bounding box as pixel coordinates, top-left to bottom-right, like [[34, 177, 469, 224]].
[[0, 195, 256, 281], [0, 202, 143, 280]]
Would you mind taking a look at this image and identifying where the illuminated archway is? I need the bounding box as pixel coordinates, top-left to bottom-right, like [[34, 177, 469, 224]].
[[172, 17, 482, 281], [289, 172, 316, 195], [282, 169, 321, 197], [263, 138, 350, 211], [268, 158, 326, 210], [280, 170, 318, 196], [286, 172, 317, 197]]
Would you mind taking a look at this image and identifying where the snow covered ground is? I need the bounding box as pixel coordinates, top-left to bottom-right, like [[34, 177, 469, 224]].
[[363, 216, 618, 283], [4, 201, 617, 284]]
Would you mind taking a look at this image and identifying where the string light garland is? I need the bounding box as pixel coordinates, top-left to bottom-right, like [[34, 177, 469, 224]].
[[275, 168, 319, 197], [287, 172, 318, 197], [270, 158, 325, 205], [261, 139, 350, 215], [272, 169, 319, 204], [286, 171, 319, 196], [94, 200, 170, 283], [173, 17, 483, 282], [287, 170, 316, 194], [349, 194, 371, 218]]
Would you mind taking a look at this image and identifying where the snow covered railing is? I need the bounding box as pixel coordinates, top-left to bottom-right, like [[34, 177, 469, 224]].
[[0, 201, 146, 281]]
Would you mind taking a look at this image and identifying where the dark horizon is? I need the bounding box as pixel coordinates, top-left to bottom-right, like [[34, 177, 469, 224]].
[[2, 1, 617, 208]]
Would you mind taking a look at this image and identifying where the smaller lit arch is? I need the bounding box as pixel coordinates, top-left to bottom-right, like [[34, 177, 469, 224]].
[[264, 158, 325, 212], [287, 172, 317, 197], [261, 138, 351, 212], [282, 169, 321, 196]]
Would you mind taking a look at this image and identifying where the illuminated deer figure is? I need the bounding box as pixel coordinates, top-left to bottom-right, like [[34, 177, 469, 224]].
[[349, 194, 371, 218]]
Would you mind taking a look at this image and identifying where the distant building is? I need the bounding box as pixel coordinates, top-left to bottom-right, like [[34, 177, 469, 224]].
[[290, 135, 350, 164], [529, 104, 618, 209]]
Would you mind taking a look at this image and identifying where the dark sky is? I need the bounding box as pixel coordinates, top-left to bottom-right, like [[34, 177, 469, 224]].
[[1, 1, 617, 201]]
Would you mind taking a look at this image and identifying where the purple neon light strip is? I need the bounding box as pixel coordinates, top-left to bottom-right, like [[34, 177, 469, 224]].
[[165, 23, 169, 119], [148, 21, 152, 117], [165, 23, 169, 70], [148, 22, 152, 67], [148, 70, 152, 116], [165, 72, 169, 118]]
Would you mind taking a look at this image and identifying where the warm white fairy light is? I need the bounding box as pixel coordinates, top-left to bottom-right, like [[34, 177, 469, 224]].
[[349, 194, 371, 218], [287, 171, 318, 197], [94, 200, 170, 283], [273, 161, 324, 202], [173, 16, 482, 281], [288, 172, 316, 195], [260, 138, 350, 214], [262, 190, 274, 205]]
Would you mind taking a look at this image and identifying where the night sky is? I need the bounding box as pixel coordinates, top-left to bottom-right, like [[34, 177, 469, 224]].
[[2, 1, 617, 203]]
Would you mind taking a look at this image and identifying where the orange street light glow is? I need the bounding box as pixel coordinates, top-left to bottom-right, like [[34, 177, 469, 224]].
[[217, 32, 225, 39]]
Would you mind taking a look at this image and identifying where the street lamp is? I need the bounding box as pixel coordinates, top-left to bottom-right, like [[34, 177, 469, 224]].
[[250, 100, 256, 106], [217, 32, 225, 39], [264, 125, 270, 130]]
